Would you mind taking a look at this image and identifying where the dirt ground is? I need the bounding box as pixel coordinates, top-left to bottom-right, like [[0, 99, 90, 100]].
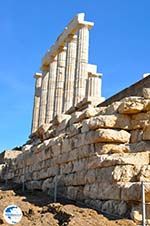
[[0, 183, 136, 226]]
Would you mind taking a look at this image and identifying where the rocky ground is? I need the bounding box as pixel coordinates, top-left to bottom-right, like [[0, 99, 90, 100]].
[[0, 183, 136, 226]]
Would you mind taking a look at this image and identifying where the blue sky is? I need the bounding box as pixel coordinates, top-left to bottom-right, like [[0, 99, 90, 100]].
[[0, 0, 150, 151]]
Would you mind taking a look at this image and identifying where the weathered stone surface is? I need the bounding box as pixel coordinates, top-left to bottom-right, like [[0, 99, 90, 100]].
[[131, 111, 150, 129], [95, 143, 129, 154], [44, 129, 56, 139], [60, 162, 73, 174], [130, 129, 143, 143], [72, 159, 87, 172], [78, 107, 98, 122], [56, 115, 71, 133], [112, 165, 138, 182], [127, 141, 150, 153], [118, 97, 145, 114], [66, 123, 81, 137], [2, 67, 150, 224], [63, 173, 74, 186], [97, 101, 122, 115], [84, 199, 103, 210], [121, 182, 150, 201], [22, 145, 33, 152], [143, 88, 150, 99], [67, 186, 83, 201], [83, 183, 121, 200], [88, 152, 149, 169], [26, 180, 42, 190], [101, 200, 128, 217], [52, 114, 71, 126], [85, 169, 96, 184], [143, 125, 150, 140], [61, 138, 72, 153], [96, 167, 113, 183], [86, 129, 130, 144], [144, 99, 150, 111], [138, 165, 150, 182], [51, 143, 61, 157], [73, 171, 87, 185], [42, 178, 53, 191], [69, 112, 82, 125], [68, 131, 127, 149], [0, 164, 5, 181], [36, 123, 51, 140], [82, 114, 131, 132], [131, 203, 150, 224], [0, 150, 21, 164]]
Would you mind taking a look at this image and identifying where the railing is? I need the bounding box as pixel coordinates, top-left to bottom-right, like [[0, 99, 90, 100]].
[[141, 181, 150, 226]]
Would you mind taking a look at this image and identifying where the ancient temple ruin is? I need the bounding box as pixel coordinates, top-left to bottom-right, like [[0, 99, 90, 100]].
[[0, 13, 150, 225], [31, 13, 104, 134]]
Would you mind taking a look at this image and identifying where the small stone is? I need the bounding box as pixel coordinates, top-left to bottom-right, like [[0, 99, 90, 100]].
[[118, 97, 144, 114], [143, 125, 150, 140], [143, 88, 150, 99]]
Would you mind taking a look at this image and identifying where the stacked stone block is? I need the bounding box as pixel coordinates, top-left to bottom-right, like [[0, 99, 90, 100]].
[[3, 87, 150, 224]]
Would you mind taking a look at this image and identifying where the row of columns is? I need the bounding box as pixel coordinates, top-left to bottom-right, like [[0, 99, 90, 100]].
[[31, 24, 102, 134]]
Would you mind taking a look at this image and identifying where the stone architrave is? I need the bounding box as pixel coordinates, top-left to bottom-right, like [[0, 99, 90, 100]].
[[46, 56, 57, 123], [53, 47, 67, 116], [63, 34, 77, 112], [87, 74, 102, 98], [31, 73, 42, 133], [74, 24, 93, 105], [38, 71, 49, 126]]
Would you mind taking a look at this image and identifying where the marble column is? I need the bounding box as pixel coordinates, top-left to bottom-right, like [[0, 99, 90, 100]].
[[63, 34, 77, 112], [31, 73, 42, 133], [87, 74, 101, 97], [53, 47, 67, 117], [38, 70, 49, 126], [74, 25, 90, 105], [46, 56, 57, 123]]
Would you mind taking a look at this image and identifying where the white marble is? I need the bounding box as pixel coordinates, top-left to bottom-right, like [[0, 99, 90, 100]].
[[38, 71, 49, 126], [63, 34, 77, 112], [53, 47, 67, 116], [46, 56, 57, 123], [31, 73, 42, 133]]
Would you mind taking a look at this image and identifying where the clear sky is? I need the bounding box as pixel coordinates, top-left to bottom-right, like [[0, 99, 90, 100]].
[[0, 0, 150, 152]]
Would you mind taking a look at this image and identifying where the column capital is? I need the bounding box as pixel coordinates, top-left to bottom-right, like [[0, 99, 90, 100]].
[[78, 22, 94, 30], [88, 72, 103, 78], [34, 72, 42, 79], [58, 46, 67, 53], [41, 65, 49, 72], [67, 34, 77, 42]]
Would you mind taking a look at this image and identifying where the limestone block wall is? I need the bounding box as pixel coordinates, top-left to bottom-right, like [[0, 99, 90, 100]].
[[3, 88, 150, 223], [99, 75, 150, 107]]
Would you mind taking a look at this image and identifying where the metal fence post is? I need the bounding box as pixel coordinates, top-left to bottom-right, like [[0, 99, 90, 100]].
[[142, 181, 146, 226], [5, 163, 8, 187], [22, 158, 25, 193]]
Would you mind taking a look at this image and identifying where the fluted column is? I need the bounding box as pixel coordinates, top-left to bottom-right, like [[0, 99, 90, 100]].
[[63, 34, 77, 112], [87, 74, 102, 98], [53, 47, 67, 116], [38, 71, 49, 126], [74, 25, 90, 105], [31, 73, 42, 133], [46, 56, 57, 123]]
